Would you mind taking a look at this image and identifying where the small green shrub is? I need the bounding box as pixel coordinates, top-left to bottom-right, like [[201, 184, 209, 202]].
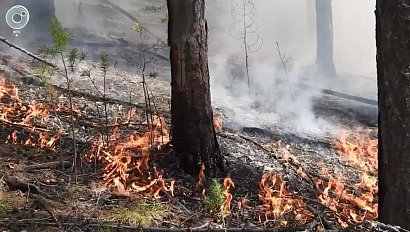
[[203, 178, 225, 216]]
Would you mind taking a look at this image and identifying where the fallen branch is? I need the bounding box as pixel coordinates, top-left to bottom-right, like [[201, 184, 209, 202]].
[[101, 0, 167, 46], [25, 161, 72, 171], [2, 175, 59, 202], [0, 36, 57, 68]]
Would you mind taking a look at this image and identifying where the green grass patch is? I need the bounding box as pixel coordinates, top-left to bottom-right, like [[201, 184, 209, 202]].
[[203, 178, 225, 216], [0, 202, 12, 217], [112, 203, 168, 226]]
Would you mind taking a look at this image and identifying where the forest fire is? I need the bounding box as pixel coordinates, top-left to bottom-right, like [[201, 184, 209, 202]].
[[6, 130, 59, 150], [258, 173, 313, 226], [313, 129, 378, 227], [334, 128, 377, 173], [221, 177, 235, 214], [196, 163, 206, 188], [0, 75, 382, 228], [0, 0, 407, 229], [0, 78, 60, 150], [84, 114, 172, 197]]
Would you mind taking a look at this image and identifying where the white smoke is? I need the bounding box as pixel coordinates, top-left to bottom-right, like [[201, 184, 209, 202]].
[[4, 0, 376, 137], [206, 0, 377, 137]]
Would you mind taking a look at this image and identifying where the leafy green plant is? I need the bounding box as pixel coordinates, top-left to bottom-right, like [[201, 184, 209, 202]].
[[32, 17, 73, 107], [203, 179, 225, 216], [49, 17, 72, 53]]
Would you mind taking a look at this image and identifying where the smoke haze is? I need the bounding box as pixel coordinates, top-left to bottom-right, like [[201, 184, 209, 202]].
[[206, 0, 377, 137], [1, 0, 377, 137]]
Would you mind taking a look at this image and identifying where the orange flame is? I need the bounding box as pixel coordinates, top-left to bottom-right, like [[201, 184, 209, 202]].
[[334, 128, 377, 173], [237, 195, 249, 209], [213, 116, 223, 133], [221, 177, 235, 214], [0, 78, 60, 150], [306, 129, 379, 228], [196, 163, 206, 188], [258, 173, 313, 226], [84, 112, 172, 198]]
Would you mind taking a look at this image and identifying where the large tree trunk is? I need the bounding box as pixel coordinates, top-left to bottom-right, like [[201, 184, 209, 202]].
[[376, 0, 410, 229], [315, 0, 336, 76], [167, 0, 224, 176]]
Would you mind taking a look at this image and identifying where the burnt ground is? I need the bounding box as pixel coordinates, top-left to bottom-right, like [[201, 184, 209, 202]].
[[0, 2, 389, 231], [0, 46, 384, 232]]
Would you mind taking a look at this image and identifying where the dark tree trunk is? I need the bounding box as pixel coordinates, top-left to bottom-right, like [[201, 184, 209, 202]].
[[167, 0, 224, 176], [315, 0, 336, 76], [376, 0, 410, 229]]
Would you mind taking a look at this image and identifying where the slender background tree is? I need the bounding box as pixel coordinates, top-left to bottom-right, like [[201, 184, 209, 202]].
[[376, 0, 410, 229], [167, 0, 224, 176]]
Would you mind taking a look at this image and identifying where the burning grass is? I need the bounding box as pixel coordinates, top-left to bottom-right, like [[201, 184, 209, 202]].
[[314, 128, 378, 228], [258, 173, 314, 226], [335, 128, 377, 174], [0, 77, 88, 151], [0, 75, 382, 230], [0, 76, 174, 199], [84, 115, 172, 197]]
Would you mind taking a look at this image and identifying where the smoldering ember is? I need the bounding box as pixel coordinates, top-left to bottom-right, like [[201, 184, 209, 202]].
[[0, 0, 408, 232]]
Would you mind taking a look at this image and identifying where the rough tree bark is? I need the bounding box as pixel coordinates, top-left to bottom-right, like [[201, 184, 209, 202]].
[[167, 0, 224, 176], [376, 0, 410, 229], [315, 0, 336, 76]]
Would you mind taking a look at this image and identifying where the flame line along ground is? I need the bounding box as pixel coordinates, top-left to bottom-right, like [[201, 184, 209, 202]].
[[218, 131, 376, 227], [218, 131, 367, 196]]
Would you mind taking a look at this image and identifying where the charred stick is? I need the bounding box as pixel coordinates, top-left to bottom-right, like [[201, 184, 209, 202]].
[[0, 36, 57, 68], [25, 161, 72, 171], [2, 176, 58, 201]]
